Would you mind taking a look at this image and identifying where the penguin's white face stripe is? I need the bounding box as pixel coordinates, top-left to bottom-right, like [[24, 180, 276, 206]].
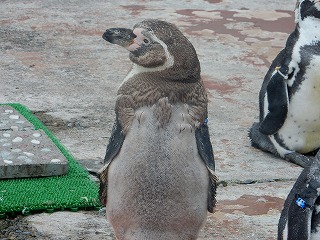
[[134, 27, 175, 71], [121, 28, 175, 86]]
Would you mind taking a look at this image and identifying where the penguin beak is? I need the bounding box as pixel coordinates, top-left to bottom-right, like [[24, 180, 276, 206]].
[[102, 28, 137, 49]]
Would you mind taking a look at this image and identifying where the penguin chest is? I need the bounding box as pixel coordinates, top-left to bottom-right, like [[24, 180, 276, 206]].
[[278, 55, 320, 153], [106, 103, 208, 233]]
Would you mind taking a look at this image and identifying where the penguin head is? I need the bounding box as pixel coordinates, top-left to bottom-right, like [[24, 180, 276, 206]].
[[103, 19, 200, 82], [295, 0, 320, 23]]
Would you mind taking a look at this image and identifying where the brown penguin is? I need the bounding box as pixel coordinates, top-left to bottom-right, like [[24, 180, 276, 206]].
[[99, 19, 217, 240]]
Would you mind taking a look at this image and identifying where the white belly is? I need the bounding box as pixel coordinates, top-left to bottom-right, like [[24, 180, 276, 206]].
[[106, 104, 208, 239], [278, 56, 320, 153]]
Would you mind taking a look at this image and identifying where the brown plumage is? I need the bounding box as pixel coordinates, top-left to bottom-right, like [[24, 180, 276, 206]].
[[99, 19, 217, 240]]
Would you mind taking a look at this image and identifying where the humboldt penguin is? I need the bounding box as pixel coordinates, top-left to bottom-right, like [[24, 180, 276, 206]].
[[249, 0, 320, 167], [278, 150, 320, 239], [98, 19, 217, 240]]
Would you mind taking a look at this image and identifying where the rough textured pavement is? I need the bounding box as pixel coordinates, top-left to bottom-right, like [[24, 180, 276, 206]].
[[0, 0, 304, 239]]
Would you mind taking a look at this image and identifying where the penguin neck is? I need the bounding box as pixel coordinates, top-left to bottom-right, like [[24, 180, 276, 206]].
[[121, 62, 200, 88], [298, 17, 320, 43], [117, 69, 206, 110], [121, 62, 173, 86]]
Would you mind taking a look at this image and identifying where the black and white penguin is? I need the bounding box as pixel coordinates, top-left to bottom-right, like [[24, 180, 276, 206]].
[[278, 150, 320, 239], [98, 19, 217, 240], [249, 0, 320, 167]]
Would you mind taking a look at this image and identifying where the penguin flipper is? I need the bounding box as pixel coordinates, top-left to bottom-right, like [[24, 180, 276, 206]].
[[278, 151, 320, 239], [98, 118, 125, 205], [103, 118, 125, 164], [260, 70, 289, 135], [195, 122, 217, 213]]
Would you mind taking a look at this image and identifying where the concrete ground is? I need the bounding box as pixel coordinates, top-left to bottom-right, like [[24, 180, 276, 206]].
[[0, 0, 303, 239]]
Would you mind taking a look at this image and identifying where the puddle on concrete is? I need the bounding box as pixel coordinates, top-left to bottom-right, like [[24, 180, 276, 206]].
[[218, 194, 284, 216], [176, 9, 295, 41], [121, 5, 148, 16], [203, 76, 244, 94]]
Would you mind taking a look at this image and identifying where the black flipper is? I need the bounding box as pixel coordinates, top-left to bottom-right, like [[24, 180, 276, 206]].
[[259, 69, 289, 135], [103, 118, 125, 164], [258, 30, 298, 134], [195, 121, 217, 213], [278, 151, 320, 239], [98, 118, 125, 205]]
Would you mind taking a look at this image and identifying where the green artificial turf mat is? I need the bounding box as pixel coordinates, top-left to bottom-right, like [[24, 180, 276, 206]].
[[0, 103, 102, 217]]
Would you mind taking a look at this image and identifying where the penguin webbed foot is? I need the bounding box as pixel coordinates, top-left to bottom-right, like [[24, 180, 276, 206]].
[[248, 122, 279, 155], [284, 152, 312, 168], [249, 122, 314, 168]]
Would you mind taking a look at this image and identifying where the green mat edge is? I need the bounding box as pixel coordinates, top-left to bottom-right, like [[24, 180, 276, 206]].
[[0, 103, 102, 217]]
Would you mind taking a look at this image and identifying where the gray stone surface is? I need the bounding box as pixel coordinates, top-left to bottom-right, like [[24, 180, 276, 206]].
[[0, 106, 68, 179], [0, 106, 33, 131], [0, 0, 307, 239]]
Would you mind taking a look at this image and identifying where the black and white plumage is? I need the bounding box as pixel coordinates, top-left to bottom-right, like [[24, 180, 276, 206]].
[[98, 19, 217, 240], [278, 150, 320, 240], [249, 0, 320, 167]]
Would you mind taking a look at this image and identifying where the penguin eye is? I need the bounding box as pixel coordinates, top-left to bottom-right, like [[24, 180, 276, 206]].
[[143, 38, 150, 44]]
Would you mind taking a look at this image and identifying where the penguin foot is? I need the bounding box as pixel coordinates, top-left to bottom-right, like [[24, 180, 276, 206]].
[[284, 152, 312, 168], [250, 122, 313, 168], [248, 122, 279, 155]]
